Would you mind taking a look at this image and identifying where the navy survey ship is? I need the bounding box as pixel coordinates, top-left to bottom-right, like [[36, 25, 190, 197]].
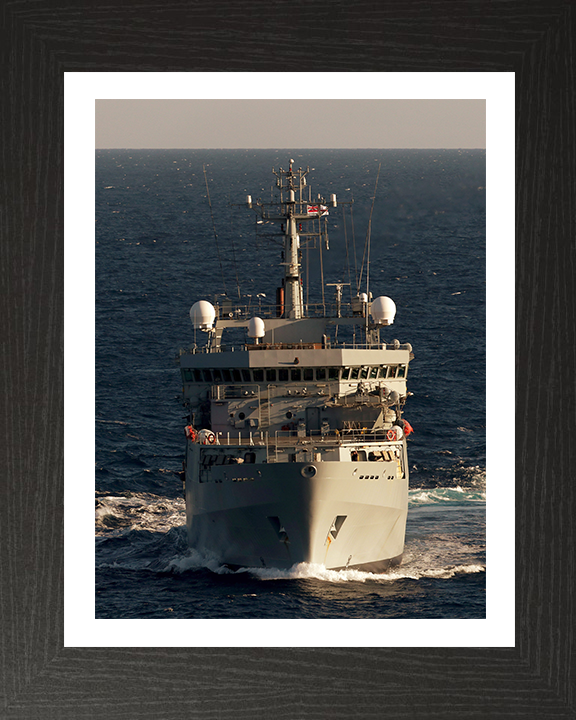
[[178, 160, 414, 571]]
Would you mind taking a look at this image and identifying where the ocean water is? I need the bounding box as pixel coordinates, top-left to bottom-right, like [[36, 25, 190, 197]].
[[95, 148, 486, 620]]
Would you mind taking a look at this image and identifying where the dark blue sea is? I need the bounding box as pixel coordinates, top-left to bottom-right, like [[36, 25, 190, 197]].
[[95, 149, 486, 619]]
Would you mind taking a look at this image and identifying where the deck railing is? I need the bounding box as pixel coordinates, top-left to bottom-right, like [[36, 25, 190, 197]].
[[199, 428, 401, 464], [179, 341, 411, 356], [210, 428, 395, 447], [216, 302, 365, 321]]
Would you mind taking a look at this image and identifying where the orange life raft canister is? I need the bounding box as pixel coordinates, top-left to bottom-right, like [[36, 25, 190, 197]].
[[401, 419, 414, 436]]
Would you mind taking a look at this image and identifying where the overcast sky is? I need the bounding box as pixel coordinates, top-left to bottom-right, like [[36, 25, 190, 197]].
[[95, 99, 485, 149]]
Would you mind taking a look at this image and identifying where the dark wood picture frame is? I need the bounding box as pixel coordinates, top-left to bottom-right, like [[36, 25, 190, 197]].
[[1, 2, 574, 717]]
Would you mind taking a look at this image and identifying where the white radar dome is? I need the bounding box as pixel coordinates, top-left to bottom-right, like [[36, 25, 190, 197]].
[[248, 316, 266, 338], [371, 296, 396, 325], [190, 300, 216, 331]]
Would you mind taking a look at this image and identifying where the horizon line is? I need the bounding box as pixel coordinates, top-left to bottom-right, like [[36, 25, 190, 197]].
[[95, 147, 487, 151]]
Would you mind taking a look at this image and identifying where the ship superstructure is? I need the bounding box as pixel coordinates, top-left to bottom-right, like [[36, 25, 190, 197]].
[[178, 160, 414, 571]]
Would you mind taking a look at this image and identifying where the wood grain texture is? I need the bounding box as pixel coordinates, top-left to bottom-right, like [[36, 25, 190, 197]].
[[1, 0, 574, 717]]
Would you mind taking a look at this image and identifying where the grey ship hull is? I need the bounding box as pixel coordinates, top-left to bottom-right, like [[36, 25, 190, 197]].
[[185, 448, 408, 571]]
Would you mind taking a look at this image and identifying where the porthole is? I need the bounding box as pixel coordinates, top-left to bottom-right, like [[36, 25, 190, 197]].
[[301, 465, 317, 478], [238, 412, 246, 420], [286, 411, 293, 419]]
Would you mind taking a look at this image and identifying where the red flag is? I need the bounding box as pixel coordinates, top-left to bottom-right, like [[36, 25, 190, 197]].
[[306, 205, 328, 216]]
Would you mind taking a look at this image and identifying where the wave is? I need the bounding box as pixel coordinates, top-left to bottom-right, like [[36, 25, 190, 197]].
[[158, 554, 485, 583], [409, 486, 485, 506], [237, 562, 484, 583], [409, 460, 486, 490], [95, 493, 185, 536], [161, 548, 235, 575]]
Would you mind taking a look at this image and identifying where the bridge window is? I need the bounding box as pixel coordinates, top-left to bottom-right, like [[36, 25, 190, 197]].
[[181, 368, 193, 382], [291, 368, 301, 381], [303, 368, 314, 381], [232, 368, 242, 382], [213, 368, 222, 382], [202, 369, 213, 382], [266, 368, 276, 382], [328, 367, 339, 380], [360, 367, 369, 379], [350, 367, 360, 380], [316, 367, 326, 380], [377, 366, 387, 379], [370, 367, 379, 379], [222, 369, 232, 382], [253, 368, 264, 382], [387, 366, 397, 379], [241, 369, 252, 382], [278, 368, 289, 381], [397, 365, 407, 378], [194, 369, 203, 382]]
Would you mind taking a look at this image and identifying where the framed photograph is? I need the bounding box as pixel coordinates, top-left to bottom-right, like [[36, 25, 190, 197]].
[[2, 4, 572, 716]]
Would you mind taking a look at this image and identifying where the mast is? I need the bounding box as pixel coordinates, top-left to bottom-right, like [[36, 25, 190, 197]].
[[283, 159, 304, 318], [249, 159, 338, 320]]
